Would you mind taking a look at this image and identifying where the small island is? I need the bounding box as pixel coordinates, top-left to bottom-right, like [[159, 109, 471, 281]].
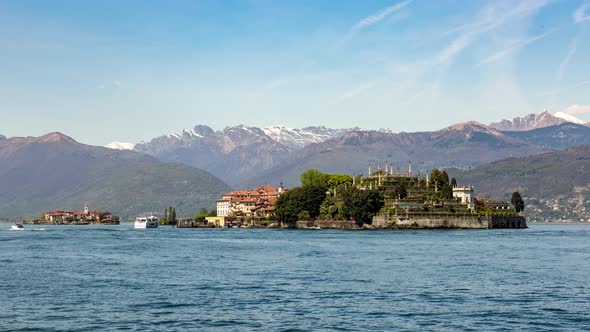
[[29, 203, 119, 225], [182, 162, 526, 230]]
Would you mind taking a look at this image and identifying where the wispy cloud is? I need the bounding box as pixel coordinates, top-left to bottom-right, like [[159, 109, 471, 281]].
[[476, 31, 551, 67], [113, 80, 121, 88], [573, 2, 590, 23], [439, 0, 553, 66], [557, 40, 577, 81], [561, 104, 590, 115], [436, 33, 473, 64], [350, 0, 413, 32]]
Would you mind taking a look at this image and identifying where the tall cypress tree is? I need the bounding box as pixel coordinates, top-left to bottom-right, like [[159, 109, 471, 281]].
[[511, 192, 525, 213], [441, 171, 450, 186]]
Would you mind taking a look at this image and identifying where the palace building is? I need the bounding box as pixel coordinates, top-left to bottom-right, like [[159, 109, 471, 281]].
[[216, 184, 287, 218]]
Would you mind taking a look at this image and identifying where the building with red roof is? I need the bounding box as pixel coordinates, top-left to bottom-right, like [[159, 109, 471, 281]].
[[216, 183, 287, 218]]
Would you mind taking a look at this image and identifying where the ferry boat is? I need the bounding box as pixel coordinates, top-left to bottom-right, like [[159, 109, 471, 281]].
[[10, 223, 24, 231], [134, 216, 159, 229]]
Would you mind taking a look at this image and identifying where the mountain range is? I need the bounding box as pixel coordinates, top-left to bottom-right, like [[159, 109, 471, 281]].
[[0, 133, 230, 219], [244, 121, 553, 188], [128, 111, 588, 188], [1, 110, 588, 219], [489, 111, 584, 131]]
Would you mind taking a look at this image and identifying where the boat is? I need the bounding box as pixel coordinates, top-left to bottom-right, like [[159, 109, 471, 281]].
[[134, 216, 159, 229], [10, 223, 24, 231]]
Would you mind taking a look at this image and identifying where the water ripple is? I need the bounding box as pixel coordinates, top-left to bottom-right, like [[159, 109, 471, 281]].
[[0, 223, 589, 331]]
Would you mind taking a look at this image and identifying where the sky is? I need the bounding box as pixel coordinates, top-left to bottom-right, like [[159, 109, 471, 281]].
[[1, 0, 589, 146]]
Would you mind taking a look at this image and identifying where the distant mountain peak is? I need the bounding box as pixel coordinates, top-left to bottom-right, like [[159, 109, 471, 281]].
[[36, 132, 77, 144], [489, 111, 568, 131], [441, 121, 502, 136], [193, 125, 214, 137], [260, 125, 347, 149]]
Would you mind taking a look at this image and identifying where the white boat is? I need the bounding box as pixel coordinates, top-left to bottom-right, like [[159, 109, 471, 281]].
[[10, 223, 24, 231], [134, 216, 159, 229]]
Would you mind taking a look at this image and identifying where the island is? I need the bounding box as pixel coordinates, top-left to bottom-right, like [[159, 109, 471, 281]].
[[179, 162, 526, 230], [29, 203, 119, 225]]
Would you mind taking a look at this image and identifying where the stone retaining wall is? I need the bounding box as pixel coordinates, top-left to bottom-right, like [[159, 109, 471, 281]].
[[392, 215, 490, 229], [288, 215, 527, 230]]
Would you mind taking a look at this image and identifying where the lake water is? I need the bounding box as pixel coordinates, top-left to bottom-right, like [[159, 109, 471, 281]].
[[1, 223, 589, 331]]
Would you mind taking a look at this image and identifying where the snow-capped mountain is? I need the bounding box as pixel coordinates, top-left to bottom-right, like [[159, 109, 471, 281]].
[[261, 126, 356, 149], [489, 111, 571, 131], [134, 125, 293, 186], [105, 141, 135, 150], [133, 124, 385, 185], [553, 112, 586, 125]]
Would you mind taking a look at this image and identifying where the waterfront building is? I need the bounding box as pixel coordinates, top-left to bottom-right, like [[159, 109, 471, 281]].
[[216, 184, 287, 218], [355, 161, 510, 215], [44, 202, 112, 223], [452, 186, 475, 210]]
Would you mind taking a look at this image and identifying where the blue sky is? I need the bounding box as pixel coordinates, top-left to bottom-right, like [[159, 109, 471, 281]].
[[1, 0, 589, 145]]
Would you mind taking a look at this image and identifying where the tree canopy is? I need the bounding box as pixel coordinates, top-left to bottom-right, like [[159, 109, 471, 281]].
[[300, 169, 326, 187], [441, 183, 453, 199], [275, 184, 327, 224], [511, 191, 525, 213], [341, 188, 384, 225], [300, 169, 352, 189]]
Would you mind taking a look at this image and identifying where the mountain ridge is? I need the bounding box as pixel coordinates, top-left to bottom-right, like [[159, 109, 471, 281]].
[[489, 111, 586, 131], [243, 121, 551, 188], [448, 145, 590, 220], [0, 132, 230, 219], [130, 112, 590, 188]]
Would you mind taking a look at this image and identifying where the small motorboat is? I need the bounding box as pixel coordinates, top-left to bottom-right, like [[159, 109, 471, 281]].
[[10, 223, 24, 231], [135, 216, 159, 229]]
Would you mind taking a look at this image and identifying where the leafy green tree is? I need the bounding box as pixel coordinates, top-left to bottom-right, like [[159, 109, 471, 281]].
[[319, 200, 339, 220], [300, 169, 327, 187], [325, 174, 353, 188], [209, 209, 217, 217], [430, 169, 443, 191], [441, 183, 453, 199], [194, 213, 207, 222], [275, 184, 327, 225], [199, 207, 208, 215], [276, 187, 305, 224], [300, 185, 328, 218], [511, 192, 525, 213], [441, 171, 450, 186], [450, 177, 457, 188], [170, 207, 177, 222], [163, 208, 169, 223], [297, 210, 311, 221], [341, 188, 384, 225]]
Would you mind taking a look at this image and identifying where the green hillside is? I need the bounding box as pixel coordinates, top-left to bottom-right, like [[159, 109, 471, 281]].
[[0, 133, 230, 220], [449, 146, 590, 221]]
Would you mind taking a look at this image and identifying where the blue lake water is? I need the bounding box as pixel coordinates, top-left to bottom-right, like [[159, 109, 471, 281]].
[[1, 223, 589, 331]]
